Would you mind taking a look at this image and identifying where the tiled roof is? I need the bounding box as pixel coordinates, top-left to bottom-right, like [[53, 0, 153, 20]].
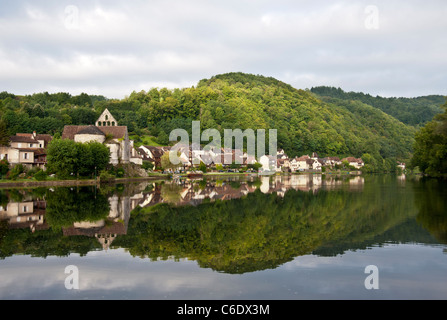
[[98, 126, 128, 139], [77, 125, 105, 135], [62, 125, 128, 140], [10, 136, 37, 143]]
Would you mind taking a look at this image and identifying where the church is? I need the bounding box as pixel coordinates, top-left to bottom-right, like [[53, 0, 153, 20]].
[[61, 108, 142, 165]]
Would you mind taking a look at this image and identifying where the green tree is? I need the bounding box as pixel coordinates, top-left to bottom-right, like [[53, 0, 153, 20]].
[[411, 101, 447, 175], [161, 151, 182, 171], [47, 139, 110, 178], [0, 159, 9, 178], [199, 161, 207, 173], [87, 141, 110, 174], [47, 139, 78, 178], [0, 119, 9, 146]]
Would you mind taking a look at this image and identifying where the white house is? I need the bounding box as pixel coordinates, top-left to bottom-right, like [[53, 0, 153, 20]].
[[0, 132, 52, 169], [259, 155, 277, 173], [342, 157, 364, 169], [62, 109, 142, 165]]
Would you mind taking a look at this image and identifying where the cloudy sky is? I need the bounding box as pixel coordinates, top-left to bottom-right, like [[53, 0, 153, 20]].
[[0, 0, 446, 99]]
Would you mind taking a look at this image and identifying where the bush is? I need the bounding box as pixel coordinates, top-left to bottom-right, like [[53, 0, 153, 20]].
[[8, 164, 25, 180], [0, 159, 9, 178], [34, 169, 47, 181], [142, 161, 154, 171], [115, 167, 125, 178], [99, 170, 115, 182]]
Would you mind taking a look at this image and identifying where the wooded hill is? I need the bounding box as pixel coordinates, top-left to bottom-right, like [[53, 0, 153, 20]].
[[310, 86, 444, 127], [1, 72, 444, 170]]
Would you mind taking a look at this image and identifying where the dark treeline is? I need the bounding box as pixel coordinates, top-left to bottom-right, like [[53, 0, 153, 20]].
[[310, 86, 445, 127]]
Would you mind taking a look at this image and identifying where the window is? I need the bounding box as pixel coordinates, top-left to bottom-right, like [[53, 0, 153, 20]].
[[103, 121, 106, 126], [105, 115, 109, 120], [98, 121, 101, 126], [24, 153, 28, 160], [107, 121, 110, 126], [111, 121, 115, 126]]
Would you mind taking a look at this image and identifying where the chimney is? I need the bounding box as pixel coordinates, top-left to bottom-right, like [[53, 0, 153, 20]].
[[33, 131, 37, 138]]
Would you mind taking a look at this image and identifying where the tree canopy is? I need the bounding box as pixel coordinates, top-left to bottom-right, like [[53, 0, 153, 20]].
[[46, 139, 110, 178], [410, 100, 447, 176]]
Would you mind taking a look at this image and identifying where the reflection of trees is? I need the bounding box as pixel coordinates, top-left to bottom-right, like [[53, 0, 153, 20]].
[[116, 176, 419, 274], [2, 176, 446, 269], [45, 187, 110, 229], [160, 182, 183, 204], [415, 178, 447, 244]]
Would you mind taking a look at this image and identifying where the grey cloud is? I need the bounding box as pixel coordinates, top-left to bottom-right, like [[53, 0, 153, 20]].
[[0, 0, 446, 98]]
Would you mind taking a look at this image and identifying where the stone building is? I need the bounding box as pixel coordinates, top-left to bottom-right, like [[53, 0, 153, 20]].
[[61, 108, 142, 165]]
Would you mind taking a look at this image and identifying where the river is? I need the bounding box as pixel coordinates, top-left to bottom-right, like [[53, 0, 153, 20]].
[[0, 174, 446, 300]]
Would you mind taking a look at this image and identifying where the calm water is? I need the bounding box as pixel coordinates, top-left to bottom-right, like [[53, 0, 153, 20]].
[[0, 174, 446, 300]]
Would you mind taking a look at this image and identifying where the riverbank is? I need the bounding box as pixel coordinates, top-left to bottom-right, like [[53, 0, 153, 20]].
[[0, 170, 366, 188], [0, 175, 170, 189]]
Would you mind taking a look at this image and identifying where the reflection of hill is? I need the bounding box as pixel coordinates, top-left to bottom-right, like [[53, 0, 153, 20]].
[[116, 176, 420, 273], [1, 175, 446, 275], [313, 218, 439, 257], [414, 178, 447, 244]]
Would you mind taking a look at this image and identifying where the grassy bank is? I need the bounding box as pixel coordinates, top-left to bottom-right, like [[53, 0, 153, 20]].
[[0, 173, 170, 189]]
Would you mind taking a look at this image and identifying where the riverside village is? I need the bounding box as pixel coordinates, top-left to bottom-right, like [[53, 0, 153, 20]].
[[0, 107, 405, 182]]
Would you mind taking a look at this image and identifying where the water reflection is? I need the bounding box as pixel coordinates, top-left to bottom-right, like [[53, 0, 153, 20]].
[[0, 174, 446, 274], [145, 174, 364, 208]]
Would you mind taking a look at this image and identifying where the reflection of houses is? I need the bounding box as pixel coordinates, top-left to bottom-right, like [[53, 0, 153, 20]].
[[0, 185, 148, 251], [136, 174, 365, 209], [62, 191, 143, 250], [0, 198, 48, 232]]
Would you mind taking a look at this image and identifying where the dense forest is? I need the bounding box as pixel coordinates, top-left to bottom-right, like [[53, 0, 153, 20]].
[[310, 86, 445, 127], [410, 100, 447, 176], [1, 72, 444, 171]]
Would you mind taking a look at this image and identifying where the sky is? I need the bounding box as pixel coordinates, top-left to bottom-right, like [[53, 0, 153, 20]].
[[0, 0, 446, 99]]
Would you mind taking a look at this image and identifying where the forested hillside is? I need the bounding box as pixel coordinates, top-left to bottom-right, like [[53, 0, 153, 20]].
[[310, 86, 445, 127], [0, 72, 435, 169]]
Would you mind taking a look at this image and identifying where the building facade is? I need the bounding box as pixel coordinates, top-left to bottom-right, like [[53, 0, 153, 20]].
[[61, 108, 142, 165]]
